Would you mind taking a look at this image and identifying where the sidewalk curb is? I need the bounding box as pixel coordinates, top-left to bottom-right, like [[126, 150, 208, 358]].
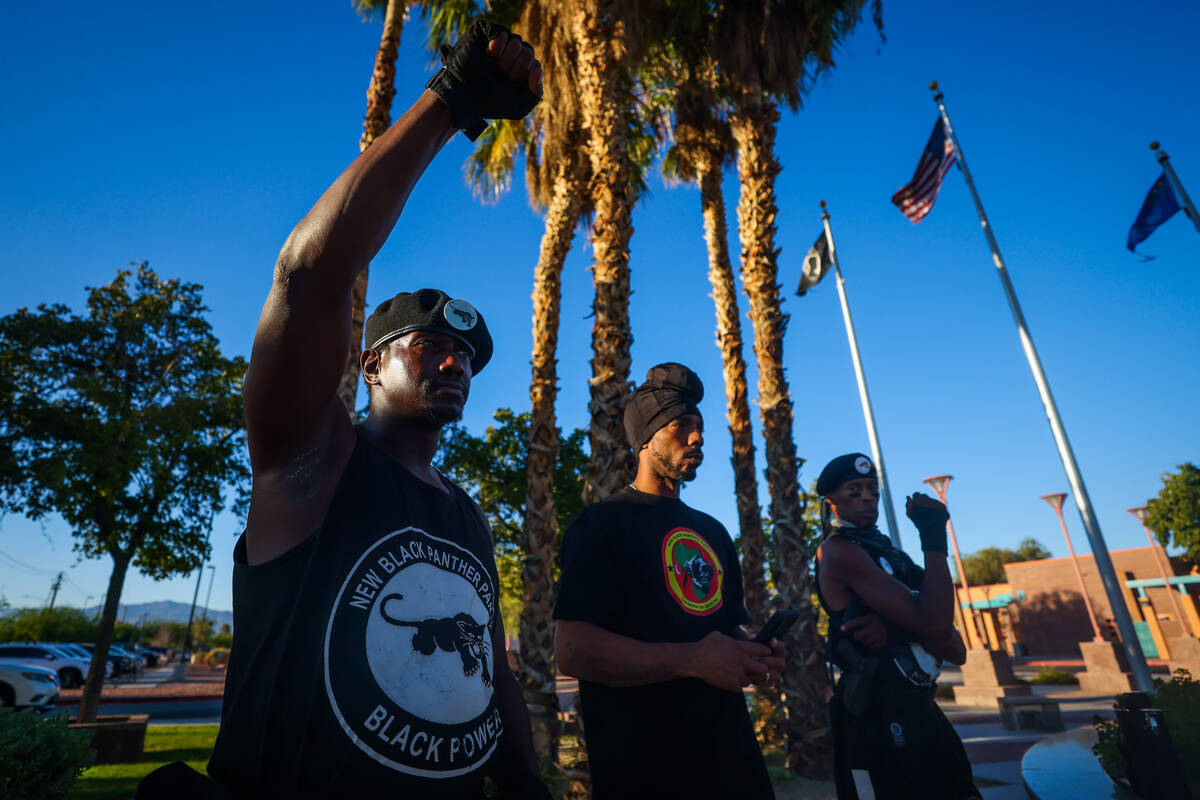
[[54, 694, 224, 706]]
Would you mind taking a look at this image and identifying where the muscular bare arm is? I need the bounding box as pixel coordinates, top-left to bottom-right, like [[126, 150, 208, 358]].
[[556, 620, 772, 692], [243, 91, 457, 475], [241, 32, 541, 565], [818, 537, 956, 641], [923, 629, 967, 665]]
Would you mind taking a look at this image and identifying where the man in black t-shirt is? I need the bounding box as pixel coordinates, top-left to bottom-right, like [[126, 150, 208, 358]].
[[554, 363, 783, 800], [135, 20, 551, 800]]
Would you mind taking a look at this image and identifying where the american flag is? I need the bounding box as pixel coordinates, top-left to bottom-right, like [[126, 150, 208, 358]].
[[891, 117, 957, 223]]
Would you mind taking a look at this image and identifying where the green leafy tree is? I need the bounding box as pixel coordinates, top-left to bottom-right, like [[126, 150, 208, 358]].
[[1146, 463, 1200, 566], [960, 538, 1051, 585], [0, 607, 99, 644], [0, 264, 249, 722], [435, 408, 588, 634]]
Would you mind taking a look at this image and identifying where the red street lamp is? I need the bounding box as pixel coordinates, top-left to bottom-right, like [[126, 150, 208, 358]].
[[923, 475, 985, 649], [1128, 506, 1190, 637], [1041, 493, 1104, 642]]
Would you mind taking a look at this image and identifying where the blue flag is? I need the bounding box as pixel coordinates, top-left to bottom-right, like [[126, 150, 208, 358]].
[[1127, 172, 1181, 253]]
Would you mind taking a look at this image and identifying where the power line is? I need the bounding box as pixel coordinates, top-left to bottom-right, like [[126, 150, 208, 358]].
[[0, 548, 58, 576]]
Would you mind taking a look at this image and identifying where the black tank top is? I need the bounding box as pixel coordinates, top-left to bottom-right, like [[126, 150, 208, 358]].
[[816, 523, 925, 671], [209, 430, 501, 798]]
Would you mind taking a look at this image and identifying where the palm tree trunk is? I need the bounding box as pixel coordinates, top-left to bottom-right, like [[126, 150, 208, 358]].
[[731, 99, 831, 778], [77, 549, 133, 723], [572, 1, 636, 504], [697, 159, 768, 630], [338, 0, 405, 418], [520, 153, 585, 768]]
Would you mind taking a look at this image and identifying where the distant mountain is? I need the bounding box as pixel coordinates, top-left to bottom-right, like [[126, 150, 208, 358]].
[[83, 600, 233, 631]]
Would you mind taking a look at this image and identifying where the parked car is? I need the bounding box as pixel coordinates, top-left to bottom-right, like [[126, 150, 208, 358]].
[[41, 643, 112, 679], [108, 643, 145, 671], [0, 662, 59, 711], [73, 643, 132, 676], [124, 644, 159, 667], [143, 645, 173, 663], [0, 644, 91, 689]]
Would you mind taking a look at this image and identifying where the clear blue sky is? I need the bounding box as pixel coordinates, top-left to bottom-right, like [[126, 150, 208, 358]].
[[2, 1, 1198, 618]]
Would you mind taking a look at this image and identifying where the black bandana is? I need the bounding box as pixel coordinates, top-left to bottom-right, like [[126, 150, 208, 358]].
[[623, 363, 704, 450]]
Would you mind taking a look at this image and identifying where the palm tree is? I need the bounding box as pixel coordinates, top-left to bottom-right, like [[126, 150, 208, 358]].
[[337, 0, 410, 417], [456, 0, 592, 769], [660, 58, 770, 632], [569, 0, 654, 505], [714, 0, 882, 777]]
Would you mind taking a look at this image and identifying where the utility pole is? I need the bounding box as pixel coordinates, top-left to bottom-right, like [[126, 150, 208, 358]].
[[47, 572, 64, 610], [201, 565, 216, 627], [174, 565, 205, 680]]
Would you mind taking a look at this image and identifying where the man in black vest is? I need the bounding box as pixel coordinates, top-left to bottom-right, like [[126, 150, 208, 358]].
[[814, 453, 979, 800], [198, 20, 547, 800], [554, 363, 784, 800]]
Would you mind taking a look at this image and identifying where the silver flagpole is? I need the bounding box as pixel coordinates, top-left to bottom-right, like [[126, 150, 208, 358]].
[[821, 202, 902, 549], [930, 81, 1153, 692], [1152, 141, 1200, 234]]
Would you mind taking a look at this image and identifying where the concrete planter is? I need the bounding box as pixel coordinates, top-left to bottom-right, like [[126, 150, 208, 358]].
[[69, 714, 149, 764]]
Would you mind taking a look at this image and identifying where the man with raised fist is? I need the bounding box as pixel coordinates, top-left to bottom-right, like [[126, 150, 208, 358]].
[[180, 20, 548, 799], [814, 453, 979, 800]]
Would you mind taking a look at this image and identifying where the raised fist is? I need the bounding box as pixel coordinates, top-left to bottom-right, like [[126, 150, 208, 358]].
[[426, 19, 542, 141], [906, 492, 949, 554]]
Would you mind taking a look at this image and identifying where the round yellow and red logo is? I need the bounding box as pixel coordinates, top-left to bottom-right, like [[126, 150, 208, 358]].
[[661, 528, 724, 615]]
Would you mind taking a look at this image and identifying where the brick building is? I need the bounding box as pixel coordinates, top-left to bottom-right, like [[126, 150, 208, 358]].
[[953, 545, 1199, 659]]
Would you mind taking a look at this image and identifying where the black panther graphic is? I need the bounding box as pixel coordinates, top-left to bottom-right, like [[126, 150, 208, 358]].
[[681, 554, 714, 598], [448, 305, 476, 327], [671, 541, 715, 599], [379, 593, 492, 687]]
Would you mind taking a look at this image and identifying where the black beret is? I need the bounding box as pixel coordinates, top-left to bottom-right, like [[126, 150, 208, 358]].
[[364, 289, 493, 373], [816, 452, 878, 496], [624, 362, 704, 451]]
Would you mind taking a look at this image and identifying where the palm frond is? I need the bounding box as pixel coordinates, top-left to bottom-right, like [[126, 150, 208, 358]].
[[463, 118, 531, 204], [352, 0, 392, 22]]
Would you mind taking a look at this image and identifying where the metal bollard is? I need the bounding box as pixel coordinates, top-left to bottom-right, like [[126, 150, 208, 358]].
[[1113, 692, 1191, 800]]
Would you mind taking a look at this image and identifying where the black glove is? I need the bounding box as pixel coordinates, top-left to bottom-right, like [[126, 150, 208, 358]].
[[425, 19, 541, 141], [906, 498, 949, 554]]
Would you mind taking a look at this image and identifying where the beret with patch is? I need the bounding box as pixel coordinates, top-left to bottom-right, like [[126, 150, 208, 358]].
[[624, 362, 704, 451], [816, 452, 878, 497], [364, 288, 493, 373]]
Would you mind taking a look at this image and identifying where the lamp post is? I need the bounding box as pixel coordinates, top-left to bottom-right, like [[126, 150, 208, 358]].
[[923, 474, 985, 648], [1041, 493, 1104, 642], [1128, 506, 1190, 637]]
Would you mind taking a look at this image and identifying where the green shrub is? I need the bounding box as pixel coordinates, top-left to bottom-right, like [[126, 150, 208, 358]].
[[1027, 667, 1079, 685], [1093, 716, 1124, 783], [1156, 669, 1199, 797], [1092, 668, 1199, 797], [0, 708, 94, 799]]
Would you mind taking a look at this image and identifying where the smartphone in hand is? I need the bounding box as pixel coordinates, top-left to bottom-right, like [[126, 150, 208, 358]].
[[754, 608, 799, 644]]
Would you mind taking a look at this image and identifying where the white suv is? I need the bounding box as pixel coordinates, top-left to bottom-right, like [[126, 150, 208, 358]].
[[0, 644, 92, 689], [42, 643, 113, 679], [0, 662, 60, 711]]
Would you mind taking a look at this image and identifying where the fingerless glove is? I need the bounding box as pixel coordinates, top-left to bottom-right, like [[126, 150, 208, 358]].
[[907, 503, 950, 554], [426, 19, 541, 141]]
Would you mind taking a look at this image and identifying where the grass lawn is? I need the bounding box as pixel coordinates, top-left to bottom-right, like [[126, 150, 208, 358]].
[[69, 725, 219, 800]]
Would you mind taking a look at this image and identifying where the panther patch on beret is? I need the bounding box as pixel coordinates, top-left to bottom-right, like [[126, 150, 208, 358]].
[[364, 288, 493, 373]]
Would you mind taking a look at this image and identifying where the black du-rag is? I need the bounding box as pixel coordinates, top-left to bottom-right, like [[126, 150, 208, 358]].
[[623, 363, 704, 451]]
